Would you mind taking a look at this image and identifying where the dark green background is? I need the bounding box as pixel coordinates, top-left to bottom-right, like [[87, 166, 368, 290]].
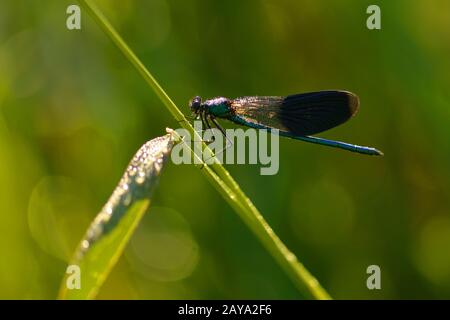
[[1, 0, 449, 299]]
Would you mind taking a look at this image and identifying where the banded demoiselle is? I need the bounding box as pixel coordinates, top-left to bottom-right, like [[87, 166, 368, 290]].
[[189, 90, 383, 156]]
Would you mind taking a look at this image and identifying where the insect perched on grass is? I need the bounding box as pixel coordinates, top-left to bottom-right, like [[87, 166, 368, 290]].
[[189, 90, 383, 156]]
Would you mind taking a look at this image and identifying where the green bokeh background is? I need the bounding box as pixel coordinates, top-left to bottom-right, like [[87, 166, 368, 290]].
[[1, 0, 450, 299]]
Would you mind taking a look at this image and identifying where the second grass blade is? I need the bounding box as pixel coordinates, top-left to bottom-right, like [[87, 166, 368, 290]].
[[59, 133, 174, 299]]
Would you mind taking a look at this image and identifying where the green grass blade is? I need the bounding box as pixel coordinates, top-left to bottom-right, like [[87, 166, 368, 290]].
[[77, 0, 331, 300], [59, 133, 174, 299], [169, 132, 331, 300]]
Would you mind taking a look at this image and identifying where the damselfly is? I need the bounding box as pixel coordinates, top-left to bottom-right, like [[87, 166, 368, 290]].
[[189, 90, 383, 156]]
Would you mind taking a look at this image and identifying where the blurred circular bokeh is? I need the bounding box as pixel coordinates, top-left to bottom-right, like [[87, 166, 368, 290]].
[[0, 0, 449, 299]]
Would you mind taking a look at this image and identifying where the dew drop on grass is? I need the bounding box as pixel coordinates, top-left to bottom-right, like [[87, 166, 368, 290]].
[[122, 193, 132, 207], [135, 174, 145, 185], [73, 133, 175, 260], [82, 240, 89, 250]]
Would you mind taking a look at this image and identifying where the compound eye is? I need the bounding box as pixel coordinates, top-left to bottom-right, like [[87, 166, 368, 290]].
[[190, 96, 202, 112]]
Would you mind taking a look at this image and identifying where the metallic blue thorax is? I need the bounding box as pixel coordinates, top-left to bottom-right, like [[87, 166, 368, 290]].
[[203, 97, 232, 117]]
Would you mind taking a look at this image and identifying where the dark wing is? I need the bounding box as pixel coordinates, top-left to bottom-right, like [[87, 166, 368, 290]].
[[231, 91, 359, 136]]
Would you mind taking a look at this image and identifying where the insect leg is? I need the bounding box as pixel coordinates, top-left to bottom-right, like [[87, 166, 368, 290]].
[[203, 111, 217, 141], [202, 116, 233, 163], [199, 112, 207, 132], [210, 116, 232, 148], [200, 111, 217, 144]]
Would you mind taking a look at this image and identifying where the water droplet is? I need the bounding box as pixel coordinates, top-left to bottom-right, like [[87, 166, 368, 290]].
[[123, 193, 132, 206], [82, 240, 90, 249], [129, 167, 137, 176], [136, 175, 145, 184]]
